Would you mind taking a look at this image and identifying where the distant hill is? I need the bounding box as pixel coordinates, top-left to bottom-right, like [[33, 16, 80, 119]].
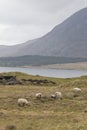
[[0, 8, 87, 59], [0, 55, 87, 67]]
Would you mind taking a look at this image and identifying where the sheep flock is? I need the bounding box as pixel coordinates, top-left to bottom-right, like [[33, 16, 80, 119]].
[[17, 87, 82, 107]]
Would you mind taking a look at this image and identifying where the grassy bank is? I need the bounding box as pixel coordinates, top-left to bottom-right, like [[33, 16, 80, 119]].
[[0, 72, 87, 130]]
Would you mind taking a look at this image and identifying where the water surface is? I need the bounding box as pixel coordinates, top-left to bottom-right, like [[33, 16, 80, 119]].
[[0, 67, 87, 78]]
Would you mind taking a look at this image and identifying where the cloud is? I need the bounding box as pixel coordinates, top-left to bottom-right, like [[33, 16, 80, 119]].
[[0, 0, 87, 45]]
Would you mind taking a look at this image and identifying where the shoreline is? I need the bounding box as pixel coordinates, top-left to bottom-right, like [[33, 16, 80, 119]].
[[22, 62, 87, 70]]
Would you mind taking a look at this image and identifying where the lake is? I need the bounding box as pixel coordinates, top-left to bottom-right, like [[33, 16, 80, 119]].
[[0, 67, 87, 78]]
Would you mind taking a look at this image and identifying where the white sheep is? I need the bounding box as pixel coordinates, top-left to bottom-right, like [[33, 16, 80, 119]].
[[36, 93, 42, 99], [55, 91, 63, 99], [73, 87, 81, 93], [17, 98, 30, 106]]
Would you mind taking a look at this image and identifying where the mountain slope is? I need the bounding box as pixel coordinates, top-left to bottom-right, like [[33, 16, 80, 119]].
[[0, 39, 38, 57], [14, 7, 87, 58], [0, 8, 87, 58]]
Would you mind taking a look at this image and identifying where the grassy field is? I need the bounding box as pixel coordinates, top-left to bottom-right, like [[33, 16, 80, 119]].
[[0, 72, 87, 130]]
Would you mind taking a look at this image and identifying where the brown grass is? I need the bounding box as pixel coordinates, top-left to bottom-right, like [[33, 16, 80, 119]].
[[0, 72, 87, 130]]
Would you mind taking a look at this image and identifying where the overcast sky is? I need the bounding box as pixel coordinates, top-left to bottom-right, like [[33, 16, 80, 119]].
[[0, 0, 87, 45]]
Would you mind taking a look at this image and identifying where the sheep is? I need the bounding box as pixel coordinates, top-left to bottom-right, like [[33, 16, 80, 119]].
[[51, 94, 56, 99], [55, 91, 63, 99], [17, 98, 30, 107], [73, 87, 81, 93], [36, 93, 42, 99]]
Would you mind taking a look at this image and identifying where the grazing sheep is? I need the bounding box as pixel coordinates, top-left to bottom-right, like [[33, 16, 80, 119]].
[[73, 87, 81, 93], [51, 94, 56, 99], [55, 91, 63, 99], [17, 98, 29, 107], [36, 93, 42, 99]]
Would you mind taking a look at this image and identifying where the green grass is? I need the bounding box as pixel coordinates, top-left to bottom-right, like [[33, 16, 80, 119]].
[[0, 72, 87, 130]]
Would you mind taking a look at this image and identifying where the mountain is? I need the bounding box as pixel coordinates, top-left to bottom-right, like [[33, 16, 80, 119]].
[[0, 7, 87, 58], [0, 39, 38, 57]]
